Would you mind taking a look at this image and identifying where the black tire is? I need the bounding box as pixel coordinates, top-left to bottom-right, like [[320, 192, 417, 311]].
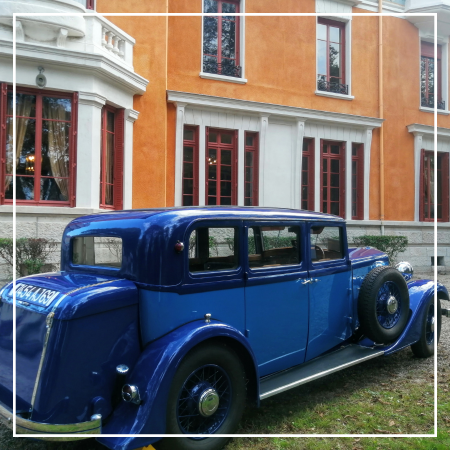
[[411, 297, 442, 358], [358, 266, 410, 343], [154, 342, 246, 450]]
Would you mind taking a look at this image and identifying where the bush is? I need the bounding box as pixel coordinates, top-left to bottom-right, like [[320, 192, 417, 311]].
[[352, 235, 408, 264], [0, 238, 58, 277]]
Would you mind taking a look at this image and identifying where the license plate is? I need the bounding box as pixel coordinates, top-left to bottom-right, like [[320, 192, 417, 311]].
[[13, 283, 60, 308]]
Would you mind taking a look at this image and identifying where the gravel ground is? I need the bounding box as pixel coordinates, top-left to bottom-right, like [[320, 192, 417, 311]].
[[0, 270, 449, 450]]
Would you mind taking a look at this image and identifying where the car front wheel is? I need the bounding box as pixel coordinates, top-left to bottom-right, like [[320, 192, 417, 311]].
[[154, 342, 246, 450]]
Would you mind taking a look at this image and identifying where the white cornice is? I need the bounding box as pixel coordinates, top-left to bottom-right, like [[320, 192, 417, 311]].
[[125, 108, 139, 123], [0, 40, 149, 95], [78, 91, 106, 108], [407, 123, 450, 139], [167, 90, 384, 129]]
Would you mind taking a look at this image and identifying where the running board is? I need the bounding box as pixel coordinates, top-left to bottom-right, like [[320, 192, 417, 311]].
[[260, 344, 384, 400]]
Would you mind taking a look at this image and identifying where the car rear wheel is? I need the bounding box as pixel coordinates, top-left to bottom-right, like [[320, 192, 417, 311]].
[[358, 266, 410, 343], [411, 296, 442, 358], [154, 342, 246, 450]]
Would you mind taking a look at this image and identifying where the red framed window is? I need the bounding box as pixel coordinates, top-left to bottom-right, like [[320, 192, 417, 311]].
[[420, 150, 449, 222], [321, 140, 345, 218], [244, 132, 259, 206], [0, 84, 77, 206], [301, 138, 315, 211], [182, 126, 199, 206], [206, 128, 237, 205], [351, 143, 364, 220], [421, 42, 444, 110], [203, 0, 241, 78], [99, 106, 124, 210], [317, 18, 347, 95]]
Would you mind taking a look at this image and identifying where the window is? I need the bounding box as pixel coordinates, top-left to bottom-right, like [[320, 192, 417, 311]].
[[420, 150, 449, 222], [317, 19, 347, 95], [0, 85, 77, 206], [99, 106, 124, 210], [351, 143, 364, 220], [248, 225, 300, 268], [421, 42, 444, 110], [301, 138, 315, 211], [189, 227, 238, 272], [182, 126, 199, 206], [203, 0, 241, 78], [310, 225, 343, 262], [321, 141, 345, 218], [244, 132, 259, 206], [73, 0, 94, 9], [206, 128, 237, 205], [72, 236, 122, 268]]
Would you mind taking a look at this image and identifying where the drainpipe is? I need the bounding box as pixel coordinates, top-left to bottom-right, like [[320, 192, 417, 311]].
[[379, 0, 385, 236]]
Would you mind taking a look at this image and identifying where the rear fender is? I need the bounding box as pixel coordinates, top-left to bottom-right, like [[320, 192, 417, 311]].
[[98, 320, 258, 450], [359, 280, 449, 354]]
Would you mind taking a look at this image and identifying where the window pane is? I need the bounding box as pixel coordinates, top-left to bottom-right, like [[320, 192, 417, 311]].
[[189, 227, 239, 272], [105, 133, 115, 184], [221, 197, 232, 205], [248, 225, 300, 268], [184, 129, 194, 141], [204, 0, 218, 13], [221, 133, 232, 144], [330, 159, 340, 173], [310, 226, 343, 262], [222, 2, 236, 17], [317, 40, 327, 75], [40, 177, 69, 201], [41, 120, 70, 178], [183, 179, 193, 194], [183, 162, 193, 179], [203, 16, 218, 55], [246, 135, 254, 146], [221, 165, 232, 181], [208, 132, 217, 143], [317, 23, 327, 40], [72, 236, 122, 268], [246, 151, 253, 166], [6, 118, 36, 176], [245, 167, 252, 182], [43, 97, 71, 121], [203, 55, 218, 74], [208, 164, 217, 180], [221, 149, 231, 164], [208, 196, 217, 205], [208, 180, 216, 195], [221, 19, 236, 59], [6, 176, 34, 200], [330, 145, 340, 154], [329, 26, 340, 43], [183, 195, 193, 206], [183, 146, 194, 162], [221, 181, 231, 196], [106, 111, 115, 132], [329, 43, 341, 79], [7, 92, 36, 118]]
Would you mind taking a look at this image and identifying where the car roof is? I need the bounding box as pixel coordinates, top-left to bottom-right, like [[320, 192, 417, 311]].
[[69, 206, 345, 225]]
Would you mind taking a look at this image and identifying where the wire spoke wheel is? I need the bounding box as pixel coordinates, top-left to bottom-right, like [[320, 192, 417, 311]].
[[376, 281, 402, 329], [177, 364, 232, 437]]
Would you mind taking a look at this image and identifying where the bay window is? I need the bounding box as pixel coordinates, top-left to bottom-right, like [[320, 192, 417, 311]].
[[0, 85, 77, 206], [99, 106, 124, 210], [203, 0, 241, 78], [420, 150, 449, 222]]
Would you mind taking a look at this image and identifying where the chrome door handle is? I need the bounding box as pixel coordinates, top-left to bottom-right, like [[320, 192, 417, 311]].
[[301, 279, 312, 284]]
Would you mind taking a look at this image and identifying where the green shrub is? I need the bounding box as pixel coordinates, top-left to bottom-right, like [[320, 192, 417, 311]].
[[0, 238, 58, 277], [352, 235, 408, 264]]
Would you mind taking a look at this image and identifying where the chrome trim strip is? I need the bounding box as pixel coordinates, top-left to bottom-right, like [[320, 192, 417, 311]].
[[30, 312, 55, 412], [0, 403, 101, 440], [260, 350, 384, 400]]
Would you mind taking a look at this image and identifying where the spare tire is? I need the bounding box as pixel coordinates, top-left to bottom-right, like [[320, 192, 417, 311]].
[[358, 266, 410, 343]]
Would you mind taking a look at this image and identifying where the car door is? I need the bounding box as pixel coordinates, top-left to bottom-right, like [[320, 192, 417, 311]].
[[305, 222, 352, 362], [244, 221, 309, 377]]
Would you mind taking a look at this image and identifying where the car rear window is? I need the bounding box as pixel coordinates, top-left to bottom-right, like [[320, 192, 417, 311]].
[[72, 236, 122, 268]]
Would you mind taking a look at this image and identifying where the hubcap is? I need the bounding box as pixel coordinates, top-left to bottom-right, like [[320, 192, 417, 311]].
[[430, 317, 435, 333], [198, 388, 219, 417], [386, 295, 398, 314]]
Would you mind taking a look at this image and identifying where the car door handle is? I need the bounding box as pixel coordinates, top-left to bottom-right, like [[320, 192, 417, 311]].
[[301, 278, 319, 284]]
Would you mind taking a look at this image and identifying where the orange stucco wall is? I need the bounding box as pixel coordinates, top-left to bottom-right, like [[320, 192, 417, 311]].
[[99, 1, 450, 220]]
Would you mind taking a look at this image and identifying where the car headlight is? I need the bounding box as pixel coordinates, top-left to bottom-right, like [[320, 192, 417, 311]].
[[395, 261, 414, 281]]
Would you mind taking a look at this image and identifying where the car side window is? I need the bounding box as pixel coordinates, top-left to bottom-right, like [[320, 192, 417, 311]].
[[248, 225, 301, 268], [189, 227, 239, 272], [310, 225, 343, 262]]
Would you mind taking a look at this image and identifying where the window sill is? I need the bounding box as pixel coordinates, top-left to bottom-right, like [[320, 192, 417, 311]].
[[315, 90, 354, 101], [0, 205, 103, 216], [419, 107, 450, 115], [200, 72, 247, 84]]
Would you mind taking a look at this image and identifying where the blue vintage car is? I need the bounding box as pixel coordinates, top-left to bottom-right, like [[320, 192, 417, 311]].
[[0, 207, 448, 450]]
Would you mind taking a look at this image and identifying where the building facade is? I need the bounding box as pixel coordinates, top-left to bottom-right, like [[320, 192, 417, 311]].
[[0, 0, 449, 281]]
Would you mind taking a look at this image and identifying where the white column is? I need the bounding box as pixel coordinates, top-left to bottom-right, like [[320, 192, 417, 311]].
[[123, 109, 139, 210], [198, 123, 206, 206], [258, 115, 269, 206], [314, 138, 321, 212], [174, 102, 187, 206], [363, 128, 373, 220], [76, 92, 106, 209], [293, 120, 305, 209], [413, 132, 423, 222], [345, 139, 352, 220], [238, 128, 245, 206]]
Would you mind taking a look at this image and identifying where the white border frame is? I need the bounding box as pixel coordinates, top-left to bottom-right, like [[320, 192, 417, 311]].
[[9, 10, 439, 441]]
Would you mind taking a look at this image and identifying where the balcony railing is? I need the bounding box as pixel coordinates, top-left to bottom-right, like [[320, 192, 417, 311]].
[[203, 61, 242, 78], [317, 79, 348, 95], [421, 96, 445, 110]]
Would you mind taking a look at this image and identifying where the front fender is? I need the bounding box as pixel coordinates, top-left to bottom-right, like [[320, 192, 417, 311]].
[[359, 280, 449, 354], [98, 320, 258, 450]]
